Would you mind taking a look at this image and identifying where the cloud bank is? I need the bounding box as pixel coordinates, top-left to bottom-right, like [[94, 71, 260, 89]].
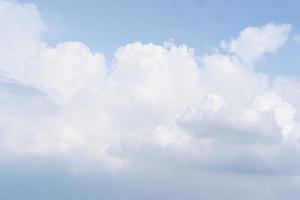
[[0, 0, 300, 175]]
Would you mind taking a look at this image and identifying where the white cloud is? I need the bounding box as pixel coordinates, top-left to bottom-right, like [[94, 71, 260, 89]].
[[253, 92, 297, 140], [220, 23, 291, 63], [0, 0, 300, 175], [36, 42, 107, 105]]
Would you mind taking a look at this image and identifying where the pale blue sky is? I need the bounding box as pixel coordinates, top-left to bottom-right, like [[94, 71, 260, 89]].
[[20, 0, 300, 75]]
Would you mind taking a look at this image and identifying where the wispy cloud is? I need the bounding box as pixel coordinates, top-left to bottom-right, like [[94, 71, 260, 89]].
[[293, 34, 300, 44]]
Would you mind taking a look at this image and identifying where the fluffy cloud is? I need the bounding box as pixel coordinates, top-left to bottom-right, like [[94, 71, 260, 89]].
[[220, 23, 291, 63], [0, 0, 300, 176]]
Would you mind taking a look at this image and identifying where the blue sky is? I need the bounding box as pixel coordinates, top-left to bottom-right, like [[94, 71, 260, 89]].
[[1, 0, 300, 199], [20, 0, 300, 74]]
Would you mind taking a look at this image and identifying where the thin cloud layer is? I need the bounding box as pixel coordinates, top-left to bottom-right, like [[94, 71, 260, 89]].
[[0, 0, 300, 175]]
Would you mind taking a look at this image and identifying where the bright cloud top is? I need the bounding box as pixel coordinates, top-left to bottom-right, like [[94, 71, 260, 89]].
[[0, 0, 300, 175], [220, 23, 291, 63]]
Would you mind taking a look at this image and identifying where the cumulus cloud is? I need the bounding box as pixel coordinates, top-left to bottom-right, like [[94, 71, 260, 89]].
[[220, 23, 291, 63], [0, 0, 300, 175]]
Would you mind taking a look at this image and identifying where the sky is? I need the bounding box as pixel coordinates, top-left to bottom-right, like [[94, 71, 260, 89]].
[[1, 0, 300, 199], [19, 0, 300, 75]]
